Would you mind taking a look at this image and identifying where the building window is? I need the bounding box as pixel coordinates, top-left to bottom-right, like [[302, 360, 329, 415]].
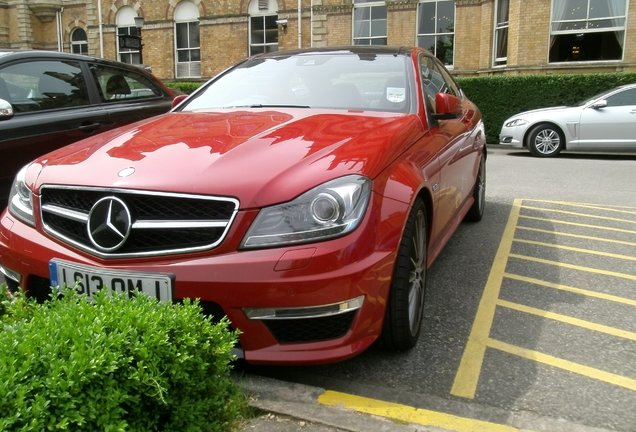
[[550, 0, 626, 62], [493, 0, 509, 66], [175, 1, 201, 78], [249, 0, 279, 55], [417, 0, 454, 66], [116, 6, 141, 65], [70, 28, 88, 55], [353, 0, 387, 46]]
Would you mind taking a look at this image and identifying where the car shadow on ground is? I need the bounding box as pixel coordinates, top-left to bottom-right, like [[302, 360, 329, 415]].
[[504, 150, 636, 161]]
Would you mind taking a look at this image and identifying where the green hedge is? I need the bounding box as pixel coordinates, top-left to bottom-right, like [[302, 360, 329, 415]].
[[457, 73, 636, 144], [0, 285, 245, 432], [165, 81, 205, 95]]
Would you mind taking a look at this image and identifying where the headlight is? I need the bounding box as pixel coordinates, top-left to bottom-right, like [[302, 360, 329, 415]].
[[8, 165, 35, 226], [241, 175, 371, 248], [505, 118, 528, 127]]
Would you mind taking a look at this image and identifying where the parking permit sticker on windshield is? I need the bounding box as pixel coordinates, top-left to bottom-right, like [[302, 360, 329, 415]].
[[387, 87, 405, 103]]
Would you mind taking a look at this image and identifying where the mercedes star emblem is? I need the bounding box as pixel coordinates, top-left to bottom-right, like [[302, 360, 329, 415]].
[[87, 196, 132, 252]]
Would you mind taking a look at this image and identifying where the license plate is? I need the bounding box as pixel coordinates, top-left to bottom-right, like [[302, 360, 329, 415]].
[[49, 259, 173, 302]]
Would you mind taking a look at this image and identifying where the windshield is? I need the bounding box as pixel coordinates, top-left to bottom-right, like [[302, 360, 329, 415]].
[[577, 89, 615, 106], [181, 52, 411, 113]]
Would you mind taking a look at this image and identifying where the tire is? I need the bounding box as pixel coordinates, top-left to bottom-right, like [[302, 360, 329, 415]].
[[527, 123, 564, 157], [380, 198, 427, 351], [464, 154, 486, 222]]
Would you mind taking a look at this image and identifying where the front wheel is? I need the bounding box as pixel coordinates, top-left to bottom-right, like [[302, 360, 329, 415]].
[[380, 198, 427, 351], [464, 154, 486, 222], [527, 124, 564, 157]]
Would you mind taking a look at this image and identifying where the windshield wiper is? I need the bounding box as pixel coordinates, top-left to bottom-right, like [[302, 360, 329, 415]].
[[223, 104, 311, 109]]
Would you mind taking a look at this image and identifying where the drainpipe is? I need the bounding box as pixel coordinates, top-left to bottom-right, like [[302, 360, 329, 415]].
[[98, 0, 104, 57], [56, 8, 64, 51], [310, 0, 313, 47], [297, 0, 301, 48]]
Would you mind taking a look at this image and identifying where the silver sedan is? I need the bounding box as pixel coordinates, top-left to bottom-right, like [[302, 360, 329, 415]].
[[499, 83, 636, 157]]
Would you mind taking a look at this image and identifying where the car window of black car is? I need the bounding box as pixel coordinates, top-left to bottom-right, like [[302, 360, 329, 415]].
[[605, 88, 636, 107], [91, 64, 163, 102], [0, 60, 89, 113]]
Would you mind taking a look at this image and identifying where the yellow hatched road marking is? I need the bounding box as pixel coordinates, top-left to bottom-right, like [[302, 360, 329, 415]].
[[451, 199, 522, 399], [516, 225, 636, 247], [519, 215, 636, 235], [509, 253, 636, 281], [319, 390, 521, 432], [513, 238, 636, 262], [521, 199, 636, 215], [521, 205, 636, 225], [503, 273, 636, 307], [497, 299, 636, 341], [487, 339, 636, 392]]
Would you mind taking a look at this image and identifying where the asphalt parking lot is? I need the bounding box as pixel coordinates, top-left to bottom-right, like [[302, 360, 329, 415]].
[[453, 198, 635, 426], [248, 148, 636, 432]]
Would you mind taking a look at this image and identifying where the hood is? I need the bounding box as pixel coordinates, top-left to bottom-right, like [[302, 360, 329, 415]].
[[509, 105, 574, 119], [33, 110, 422, 208]]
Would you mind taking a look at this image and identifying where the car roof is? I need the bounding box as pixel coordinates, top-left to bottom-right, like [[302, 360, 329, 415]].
[[0, 49, 152, 74], [251, 45, 415, 59]]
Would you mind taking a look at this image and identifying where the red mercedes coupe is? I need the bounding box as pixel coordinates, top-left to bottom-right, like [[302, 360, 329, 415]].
[[0, 47, 486, 364]]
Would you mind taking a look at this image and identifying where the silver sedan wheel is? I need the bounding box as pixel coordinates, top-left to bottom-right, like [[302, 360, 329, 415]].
[[528, 124, 564, 157]]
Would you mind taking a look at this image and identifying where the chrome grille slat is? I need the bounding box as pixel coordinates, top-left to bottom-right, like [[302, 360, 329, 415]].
[[40, 186, 239, 258]]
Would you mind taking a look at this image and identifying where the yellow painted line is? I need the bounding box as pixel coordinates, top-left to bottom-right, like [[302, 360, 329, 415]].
[[451, 199, 522, 399], [516, 225, 636, 247], [319, 390, 520, 432], [519, 215, 636, 235], [488, 338, 636, 392], [521, 205, 636, 225], [509, 253, 636, 281], [513, 238, 636, 262], [503, 273, 636, 307], [521, 199, 636, 215], [497, 299, 636, 341]]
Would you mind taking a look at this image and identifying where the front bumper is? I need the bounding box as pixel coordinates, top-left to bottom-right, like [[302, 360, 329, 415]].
[[0, 202, 404, 364], [499, 124, 526, 147]]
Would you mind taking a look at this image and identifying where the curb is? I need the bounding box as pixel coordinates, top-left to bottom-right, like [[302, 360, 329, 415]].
[[236, 373, 441, 432]]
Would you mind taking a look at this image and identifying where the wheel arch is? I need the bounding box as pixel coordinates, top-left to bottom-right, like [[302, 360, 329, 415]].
[[523, 121, 567, 150], [378, 159, 435, 251]]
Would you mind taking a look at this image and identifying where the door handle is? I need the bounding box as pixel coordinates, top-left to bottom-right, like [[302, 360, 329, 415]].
[[77, 122, 101, 132]]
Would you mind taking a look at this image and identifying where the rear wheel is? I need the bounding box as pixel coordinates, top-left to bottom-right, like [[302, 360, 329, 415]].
[[527, 124, 564, 157], [380, 198, 427, 350]]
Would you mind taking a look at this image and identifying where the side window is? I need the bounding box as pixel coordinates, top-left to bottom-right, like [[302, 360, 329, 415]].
[[605, 88, 636, 107], [0, 60, 89, 113], [92, 65, 163, 102], [419, 55, 460, 113]]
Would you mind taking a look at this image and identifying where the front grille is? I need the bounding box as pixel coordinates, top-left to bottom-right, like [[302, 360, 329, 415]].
[[40, 186, 239, 258], [263, 310, 357, 344]]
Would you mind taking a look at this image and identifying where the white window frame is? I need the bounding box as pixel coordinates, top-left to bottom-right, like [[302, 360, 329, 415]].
[[416, 0, 455, 67], [249, 0, 279, 56], [549, 0, 627, 63], [116, 6, 141, 65], [352, 0, 387, 46], [174, 1, 201, 78], [70, 28, 88, 55], [493, 0, 509, 66]]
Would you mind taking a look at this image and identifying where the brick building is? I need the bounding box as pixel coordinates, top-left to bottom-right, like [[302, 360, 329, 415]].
[[1, 0, 635, 81]]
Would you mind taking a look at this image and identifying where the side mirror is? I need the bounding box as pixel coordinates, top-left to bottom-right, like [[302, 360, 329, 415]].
[[0, 98, 14, 120], [433, 93, 461, 120], [171, 94, 188, 109], [590, 99, 608, 110]]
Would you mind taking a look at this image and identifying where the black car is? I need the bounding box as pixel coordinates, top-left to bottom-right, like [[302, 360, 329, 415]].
[[0, 50, 175, 204]]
